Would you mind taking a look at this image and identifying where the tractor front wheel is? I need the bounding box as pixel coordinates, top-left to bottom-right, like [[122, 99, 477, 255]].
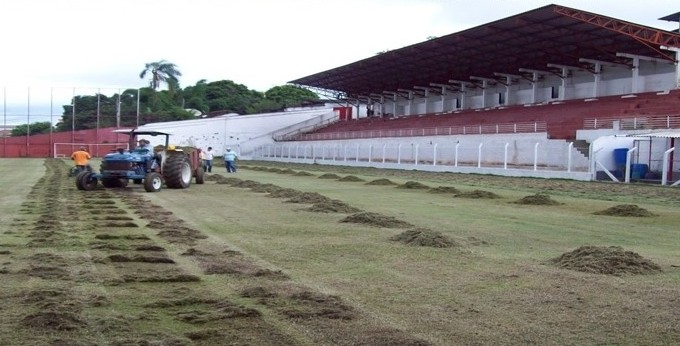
[[144, 172, 163, 192], [80, 172, 98, 191], [75, 171, 88, 190]]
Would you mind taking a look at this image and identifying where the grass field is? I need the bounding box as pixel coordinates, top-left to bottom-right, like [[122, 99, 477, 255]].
[[0, 158, 678, 345]]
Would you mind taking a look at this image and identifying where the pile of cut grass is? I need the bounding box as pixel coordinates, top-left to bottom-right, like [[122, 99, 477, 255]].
[[396, 181, 429, 189], [285, 192, 331, 204], [514, 193, 561, 205], [365, 178, 397, 185], [318, 173, 341, 179], [306, 200, 362, 213], [338, 175, 365, 182], [550, 246, 662, 275], [593, 204, 656, 217], [454, 190, 501, 199], [389, 228, 460, 248], [340, 212, 413, 228], [428, 186, 460, 194]]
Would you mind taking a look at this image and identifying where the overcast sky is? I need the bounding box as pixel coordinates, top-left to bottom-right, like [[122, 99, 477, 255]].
[[2, 0, 679, 124]]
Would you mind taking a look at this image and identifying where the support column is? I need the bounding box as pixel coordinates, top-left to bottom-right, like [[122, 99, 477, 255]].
[[505, 76, 511, 105], [560, 67, 568, 100], [617, 52, 677, 93], [519, 69, 549, 104], [494, 73, 522, 106], [532, 73, 538, 103], [471, 76, 495, 108], [429, 83, 453, 112], [631, 57, 640, 93], [449, 80, 471, 110], [592, 63, 601, 98], [423, 90, 429, 114], [441, 87, 447, 112]]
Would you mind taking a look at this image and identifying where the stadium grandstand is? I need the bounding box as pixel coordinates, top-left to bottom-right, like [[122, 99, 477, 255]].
[[270, 4, 680, 183]]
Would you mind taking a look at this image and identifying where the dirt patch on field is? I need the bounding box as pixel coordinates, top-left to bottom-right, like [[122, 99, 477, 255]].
[[181, 245, 289, 279], [454, 190, 501, 199], [242, 287, 356, 320], [135, 245, 165, 251], [390, 228, 461, 248], [514, 193, 562, 205], [593, 204, 657, 217], [22, 311, 86, 331], [107, 254, 175, 264], [549, 246, 662, 275], [340, 212, 413, 228], [283, 291, 356, 320]]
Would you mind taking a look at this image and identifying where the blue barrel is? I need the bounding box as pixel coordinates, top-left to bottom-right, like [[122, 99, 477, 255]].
[[630, 164, 649, 180], [613, 148, 628, 166]]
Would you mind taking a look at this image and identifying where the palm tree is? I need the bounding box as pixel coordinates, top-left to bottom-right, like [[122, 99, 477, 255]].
[[139, 60, 182, 90]]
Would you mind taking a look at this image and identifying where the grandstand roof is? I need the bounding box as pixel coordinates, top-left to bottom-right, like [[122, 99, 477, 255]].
[[290, 4, 680, 99], [659, 11, 680, 23]]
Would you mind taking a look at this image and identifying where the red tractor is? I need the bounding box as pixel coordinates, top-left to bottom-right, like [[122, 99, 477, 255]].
[[76, 129, 205, 192]]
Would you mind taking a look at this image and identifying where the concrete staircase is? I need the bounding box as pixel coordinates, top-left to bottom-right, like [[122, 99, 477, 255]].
[[568, 139, 590, 158]]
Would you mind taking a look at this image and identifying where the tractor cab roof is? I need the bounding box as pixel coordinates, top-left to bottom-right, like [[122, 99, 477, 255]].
[[112, 129, 173, 137]]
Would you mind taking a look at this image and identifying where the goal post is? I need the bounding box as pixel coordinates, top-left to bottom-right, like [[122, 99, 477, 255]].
[[54, 142, 130, 158]]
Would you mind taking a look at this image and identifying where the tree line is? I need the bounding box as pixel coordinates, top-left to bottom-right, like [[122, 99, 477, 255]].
[[11, 60, 319, 136]]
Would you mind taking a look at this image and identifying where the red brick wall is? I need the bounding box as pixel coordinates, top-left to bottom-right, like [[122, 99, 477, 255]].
[[0, 127, 132, 158]]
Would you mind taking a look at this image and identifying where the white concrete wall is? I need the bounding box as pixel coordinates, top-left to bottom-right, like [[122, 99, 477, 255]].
[[262, 156, 593, 181], [137, 108, 334, 157], [254, 133, 591, 174]]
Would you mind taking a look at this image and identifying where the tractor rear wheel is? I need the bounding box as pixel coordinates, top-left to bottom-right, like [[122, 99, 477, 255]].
[[144, 172, 163, 192], [195, 167, 205, 184], [163, 153, 192, 189]]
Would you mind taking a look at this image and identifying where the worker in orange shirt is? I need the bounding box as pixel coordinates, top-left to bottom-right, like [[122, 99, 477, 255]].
[[71, 146, 91, 173]]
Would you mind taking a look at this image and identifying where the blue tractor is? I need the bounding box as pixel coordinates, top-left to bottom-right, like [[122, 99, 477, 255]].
[[75, 129, 205, 192]]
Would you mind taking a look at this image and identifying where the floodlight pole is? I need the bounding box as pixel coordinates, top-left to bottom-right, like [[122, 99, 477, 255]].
[[136, 89, 140, 128], [71, 87, 76, 143], [116, 89, 121, 128]]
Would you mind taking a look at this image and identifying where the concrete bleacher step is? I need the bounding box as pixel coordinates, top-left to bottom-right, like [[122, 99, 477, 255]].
[[567, 139, 590, 158], [298, 91, 680, 141]]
